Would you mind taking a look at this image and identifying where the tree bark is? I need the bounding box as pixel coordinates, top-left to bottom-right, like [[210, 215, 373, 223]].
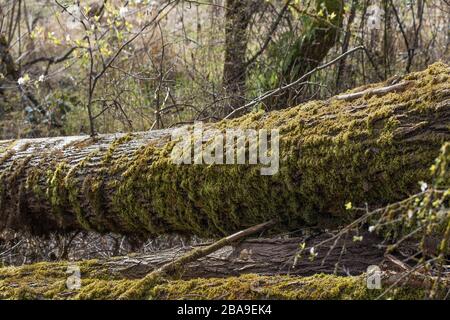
[[336, 0, 358, 92], [102, 232, 385, 280], [273, 0, 345, 109], [0, 63, 449, 237], [222, 0, 259, 117], [0, 231, 446, 299]]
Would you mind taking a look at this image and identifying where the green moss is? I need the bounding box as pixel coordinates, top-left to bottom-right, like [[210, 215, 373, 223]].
[[47, 161, 71, 222], [64, 151, 99, 230], [365, 141, 449, 257], [0, 140, 18, 157], [102, 133, 134, 164], [431, 142, 450, 188], [0, 63, 449, 237], [152, 273, 428, 300], [0, 261, 427, 300], [0, 150, 15, 167]]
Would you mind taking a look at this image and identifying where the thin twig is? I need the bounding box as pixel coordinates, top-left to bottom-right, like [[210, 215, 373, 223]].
[[224, 46, 365, 119]]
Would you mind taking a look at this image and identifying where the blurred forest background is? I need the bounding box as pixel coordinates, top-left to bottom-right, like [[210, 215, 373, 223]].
[[0, 0, 449, 140]]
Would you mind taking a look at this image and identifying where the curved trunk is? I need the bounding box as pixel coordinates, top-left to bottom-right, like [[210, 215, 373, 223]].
[[0, 63, 449, 237]]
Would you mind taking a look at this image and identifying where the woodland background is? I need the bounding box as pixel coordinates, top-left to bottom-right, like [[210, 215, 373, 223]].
[[0, 0, 448, 139]]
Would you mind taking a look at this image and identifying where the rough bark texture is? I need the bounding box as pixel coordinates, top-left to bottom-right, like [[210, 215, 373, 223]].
[[87, 232, 385, 280], [222, 0, 259, 117], [336, 0, 358, 91], [0, 63, 449, 238]]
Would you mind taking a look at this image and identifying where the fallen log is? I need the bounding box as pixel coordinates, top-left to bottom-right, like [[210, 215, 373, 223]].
[[0, 259, 441, 300], [0, 229, 446, 299], [137, 220, 275, 281], [0, 63, 449, 237], [85, 231, 386, 280]]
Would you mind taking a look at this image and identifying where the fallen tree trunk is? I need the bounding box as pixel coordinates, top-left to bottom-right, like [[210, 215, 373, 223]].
[[0, 229, 446, 299], [0, 63, 449, 237], [93, 231, 386, 280], [0, 259, 442, 300]]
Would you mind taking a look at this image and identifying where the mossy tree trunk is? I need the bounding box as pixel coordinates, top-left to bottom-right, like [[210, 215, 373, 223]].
[[0, 63, 449, 238]]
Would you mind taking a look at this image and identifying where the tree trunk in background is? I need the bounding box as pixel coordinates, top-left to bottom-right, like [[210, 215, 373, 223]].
[[0, 63, 448, 238], [336, 0, 358, 92], [378, 0, 394, 79], [273, 0, 345, 109], [0, 35, 20, 84], [0, 34, 41, 123], [222, 0, 257, 118]]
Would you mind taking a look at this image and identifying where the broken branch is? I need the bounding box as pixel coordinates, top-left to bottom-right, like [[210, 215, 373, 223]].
[[335, 81, 411, 101]]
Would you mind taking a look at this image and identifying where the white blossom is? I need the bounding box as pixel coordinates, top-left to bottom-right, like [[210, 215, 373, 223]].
[[420, 181, 428, 192], [407, 210, 414, 219], [17, 74, 30, 85], [119, 7, 128, 17]]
